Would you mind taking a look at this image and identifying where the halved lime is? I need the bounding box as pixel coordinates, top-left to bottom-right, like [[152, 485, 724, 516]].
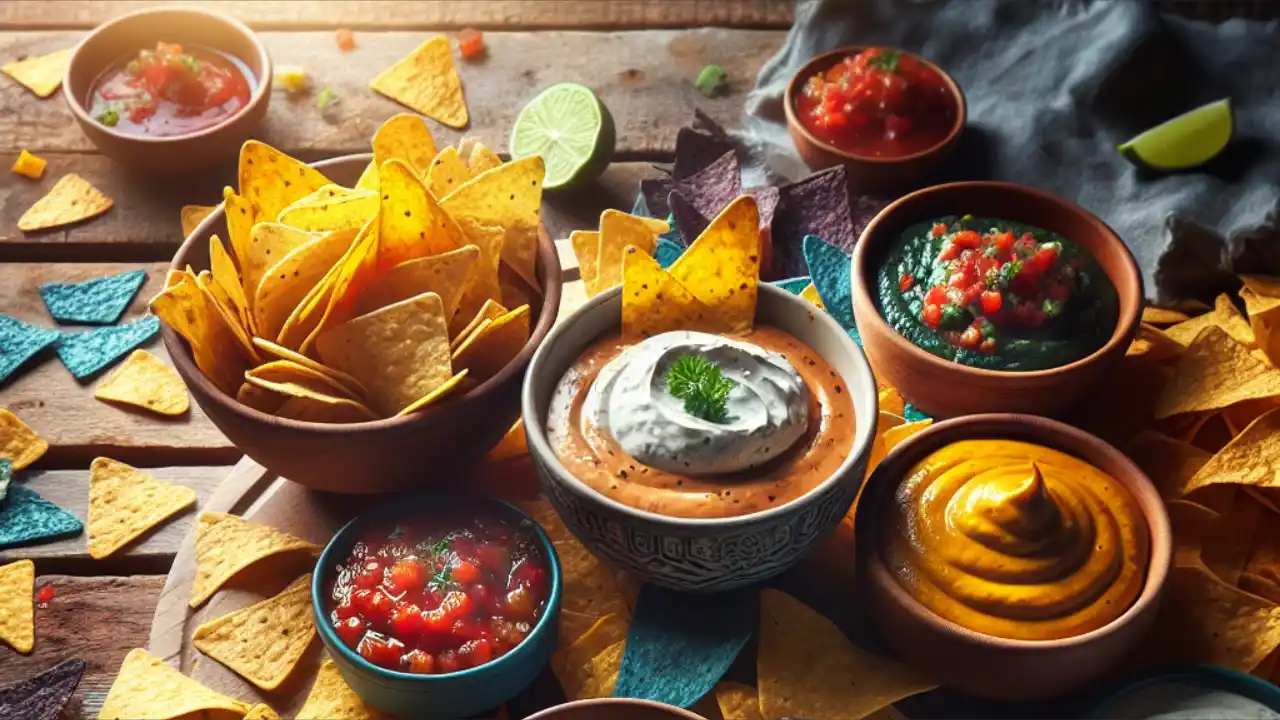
[[1118, 99, 1233, 171], [510, 83, 616, 190]]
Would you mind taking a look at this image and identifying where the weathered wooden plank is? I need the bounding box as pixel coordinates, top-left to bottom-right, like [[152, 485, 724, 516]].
[[0, 29, 781, 156], [0, 157, 664, 260], [0, 1, 795, 31], [0, 574, 163, 720], [0, 466, 229, 574], [0, 262, 237, 465]]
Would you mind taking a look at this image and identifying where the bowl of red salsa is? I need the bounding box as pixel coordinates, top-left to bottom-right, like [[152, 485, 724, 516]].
[[785, 46, 965, 191], [313, 495, 562, 718], [64, 7, 271, 175]]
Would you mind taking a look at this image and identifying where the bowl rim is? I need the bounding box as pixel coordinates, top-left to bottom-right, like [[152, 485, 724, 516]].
[[857, 413, 1173, 651], [851, 180, 1144, 380], [783, 44, 967, 165], [521, 281, 880, 529], [525, 698, 708, 720], [1087, 664, 1280, 718], [63, 5, 272, 144], [310, 493, 563, 685], [162, 151, 563, 433]]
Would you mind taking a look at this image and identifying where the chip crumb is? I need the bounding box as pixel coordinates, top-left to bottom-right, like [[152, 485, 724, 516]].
[[335, 28, 356, 51], [10, 150, 46, 179]]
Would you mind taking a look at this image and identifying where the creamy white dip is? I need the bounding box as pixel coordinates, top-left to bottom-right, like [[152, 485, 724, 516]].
[[1105, 683, 1280, 719], [582, 330, 809, 476]]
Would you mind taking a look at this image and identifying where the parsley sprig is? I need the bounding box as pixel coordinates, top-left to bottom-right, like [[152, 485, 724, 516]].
[[666, 355, 736, 424], [866, 50, 902, 73]]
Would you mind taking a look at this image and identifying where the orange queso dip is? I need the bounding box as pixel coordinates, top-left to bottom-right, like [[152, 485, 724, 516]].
[[546, 327, 854, 519], [881, 439, 1148, 641]]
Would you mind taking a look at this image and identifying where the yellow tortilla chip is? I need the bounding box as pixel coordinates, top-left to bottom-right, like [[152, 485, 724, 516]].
[[193, 574, 315, 691], [1166, 293, 1256, 348], [372, 113, 439, 177], [597, 210, 661, 293], [94, 349, 190, 416], [758, 589, 937, 720], [466, 141, 503, 175], [181, 204, 216, 237], [1183, 409, 1280, 496], [553, 613, 629, 701], [0, 409, 48, 470], [251, 337, 369, 399], [246, 360, 364, 403], [451, 304, 530, 383], [17, 173, 113, 231], [1142, 305, 1193, 326], [254, 228, 356, 342], [99, 648, 249, 720], [1201, 496, 1266, 586], [245, 705, 282, 720], [395, 369, 469, 416], [355, 160, 379, 192], [451, 299, 507, 351], [670, 195, 761, 334], [426, 146, 472, 199], [298, 657, 386, 720], [441, 156, 545, 293], [196, 270, 261, 363], [278, 188, 378, 233], [370, 35, 469, 128], [1223, 398, 1280, 437], [1155, 327, 1280, 419], [210, 234, 255, 333], [451, 219, 508, 332], [150, 272, 249, 395], [878, 387, 905, 417], [88, 457, 197, 559], [316, 291, 454, 415], [1241, 574, 1280, 605], [558, 609, 602, 651], [2, 48, 70, 98], [358, 244, 479, 319], [377, 159, 464, 271], [0, 560, 33, 654], [485, 418, 528, 462], [1127, 322, 1185, 361], [237, 381, 287, 414], [571, 230, 602, 297], [1167, 499, 1219, 569], [800, 282, 825, 309], [1126, 431, 1213, 500], [301, 218, 383, 354], [189, 511, 320, 608], [275, 393, 379, 423], [716, 681, 764, 720], [242, 223, 320, 303], [238, 140, 333, 221], [1242, 275, 1280, 297], [1241, 286, 1280, 368], [621, 245, 718, 339], [223, 187, 262, 268], [883, 419, 932, 454]]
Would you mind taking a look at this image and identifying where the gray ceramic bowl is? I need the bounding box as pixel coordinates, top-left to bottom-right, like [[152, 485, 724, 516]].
[[522, 283, 878, 592], [526, 699, 708, 720]]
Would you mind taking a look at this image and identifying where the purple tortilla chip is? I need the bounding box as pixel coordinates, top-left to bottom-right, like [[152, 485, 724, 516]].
[[673, 127, 736, 181], [747, 186, 782, 279], [674, 150, 741, 221], [772, 166, 857, 279], [668, 191, 709, 247], [639, 178, 674, 220], [0, 658, 86, 720]]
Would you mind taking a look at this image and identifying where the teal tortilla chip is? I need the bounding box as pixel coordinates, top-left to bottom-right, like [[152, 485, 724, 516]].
[[803, 234, 857, 338], [55, 314, 159, 380], [0, 658, 86, 720], [0, 315, 60, 385], [655, 238, 685, 270], [0, 485, 83, 550], [614, 585, 755, 708], [0, 460, 10, 505], [772, 276, 811, 295], [39, 269, 146, 325]]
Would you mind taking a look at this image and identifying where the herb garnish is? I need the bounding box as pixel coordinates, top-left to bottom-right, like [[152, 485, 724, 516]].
[[97, 110, 120, 128], [666, 354, 736, 424], [317, 87, 338, 110], [430, 567, 459, 592], [866, 50, 901, 73]]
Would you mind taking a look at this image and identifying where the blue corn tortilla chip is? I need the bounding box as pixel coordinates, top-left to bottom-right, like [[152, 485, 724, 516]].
[[0, 315, 60, 385], [804, 234, 857, 340], [668, 191, 710, 247], [772, 276, 812, 295], [0, 485, 83, 550], [673, 127, 736, 181], [639, 178, 674, 220], [674, 150, 741, 221], [614, 585, 755, 708], [772, 166, 862, 279], [0, 460, 10, 505], [55, 314, 160, 380], [39, 269, 146, 325], [0, 658, 87, 720], [655, 238, 685, 270]]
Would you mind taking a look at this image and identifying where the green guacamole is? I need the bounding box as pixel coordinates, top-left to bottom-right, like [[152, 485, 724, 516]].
[[874, 215, 1119, 371]]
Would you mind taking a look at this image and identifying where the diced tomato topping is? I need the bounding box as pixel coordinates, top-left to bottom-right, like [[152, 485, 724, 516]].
[[979, 337, 998, 354], [437, 649, 461, 674], [959, 325, 982, 349], [899, 273, 915, 292], [405, 649, 435, 674], [459, 639, 494, 668], [993, 231, 1014, 255], [36, 586, 55, 603], [335, 28, 356, 51], [457, 29, 486, 61], [385, 558, 424, 595], [924, 287, 949, 306], [336, 616, 366, 646], [505, 586, 536, 621], [936, 240, 959, 262], [335, 598, 358, 620], [952, 230, 981, 250], [421, 591, 474, 635], [980, 290, 1002, 315], [358, 633, 404, 669], [354, 561, 382, 590], [390, 603, 424, 637], [922, 304, 943, 329], [931, 223, 948, 237], [451, 561, 480, 585], [1029, 246, 1059, 273]]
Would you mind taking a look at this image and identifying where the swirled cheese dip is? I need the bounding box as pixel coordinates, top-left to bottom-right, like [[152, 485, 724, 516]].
[[1103, 683, 1280, 719], [547, 327, 853, 519], [881, 439, 1148, 641]]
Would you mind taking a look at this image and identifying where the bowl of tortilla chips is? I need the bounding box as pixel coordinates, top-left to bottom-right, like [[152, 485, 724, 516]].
[[154, 117, 560, 492]]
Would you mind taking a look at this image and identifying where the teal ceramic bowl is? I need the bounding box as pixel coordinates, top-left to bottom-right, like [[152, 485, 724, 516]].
[[311, 495, 562, 719], [1089, 665, 1280, 718]]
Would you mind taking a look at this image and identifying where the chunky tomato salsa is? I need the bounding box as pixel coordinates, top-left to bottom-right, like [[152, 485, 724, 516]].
[[794, 48, 957, 158], [875, 215, 1119, 371], [87, 42, 253, 137], [326, 512, 550, 674]]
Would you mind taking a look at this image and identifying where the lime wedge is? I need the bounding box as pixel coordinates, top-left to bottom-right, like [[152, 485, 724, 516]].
[[510, 83, 616, 190], [1118, 99, 1233, 171]]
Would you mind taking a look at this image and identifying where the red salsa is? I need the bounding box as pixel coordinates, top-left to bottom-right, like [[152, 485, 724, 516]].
[[795, 48, 957, 158], [327, 512, 549, 675], [87, 42, 253, 137]]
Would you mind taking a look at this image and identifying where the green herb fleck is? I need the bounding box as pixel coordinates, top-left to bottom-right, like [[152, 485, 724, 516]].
[[939, 304, 969, 331], [998, 261, 1023, 290], [317, 87, 338, 110], [97, 110, 120, 127], [1042, 298, 1065, 318], [179, 54, 201, 72], [430, 567, 459, 592], [866, 50, 902, 72], [666, 354, 735, 424], [427, 535, 451, 557]]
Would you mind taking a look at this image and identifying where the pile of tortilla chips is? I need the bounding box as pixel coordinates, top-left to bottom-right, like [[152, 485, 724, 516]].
[[151, 114, 542, 422]]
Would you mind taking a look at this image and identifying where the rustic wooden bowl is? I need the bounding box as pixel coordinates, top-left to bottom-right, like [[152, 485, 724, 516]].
[[784, 45, 965, 193], [164, 154, 562, 493], [855, 414, 1171, 701], [526, 699, 708, 720], [64, 6, 271, 175], [851, 181, 1143, 419]]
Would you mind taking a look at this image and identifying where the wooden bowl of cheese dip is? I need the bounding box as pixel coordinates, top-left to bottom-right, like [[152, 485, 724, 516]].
[[522, 283, 878, 592]]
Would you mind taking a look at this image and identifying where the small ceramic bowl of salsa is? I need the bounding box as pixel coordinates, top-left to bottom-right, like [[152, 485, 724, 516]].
[[312, 495, 562, 718], [64, 6, 271, 175], [784, 45, 965, 192]]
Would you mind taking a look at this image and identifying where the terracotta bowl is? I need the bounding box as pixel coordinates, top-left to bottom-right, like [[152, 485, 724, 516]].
[[784, 45, 965, 193], [165, 154, 562, 493], [851, 181, 1143, 419], [64, 7, 271, 175], [522, 283, 878, 592], [854, 414, 1172, 701], [526, 699, 707, 720]]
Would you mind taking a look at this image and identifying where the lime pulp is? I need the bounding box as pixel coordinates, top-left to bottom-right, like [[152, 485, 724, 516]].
[[509, 83, 616, 189], [1118, 98, 1233, 171]]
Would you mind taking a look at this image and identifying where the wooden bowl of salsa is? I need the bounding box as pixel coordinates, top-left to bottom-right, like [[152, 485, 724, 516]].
[[784, 46, 965, 193], [64, 6, 271, 175]]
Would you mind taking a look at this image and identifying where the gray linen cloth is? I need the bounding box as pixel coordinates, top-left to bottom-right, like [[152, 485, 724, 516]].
[[740, 0, 1280, 302]]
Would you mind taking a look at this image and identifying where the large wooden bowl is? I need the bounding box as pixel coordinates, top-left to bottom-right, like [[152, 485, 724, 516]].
[[164, 154, 562, 493]]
